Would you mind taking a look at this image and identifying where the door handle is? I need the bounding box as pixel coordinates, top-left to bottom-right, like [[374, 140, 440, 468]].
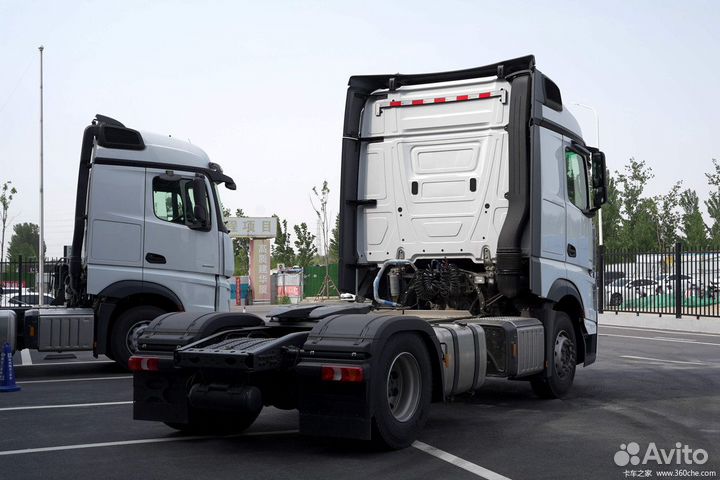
[[567, 244, 577, 258], [346, 199, 377, 207], [145, 253, 166, 264]]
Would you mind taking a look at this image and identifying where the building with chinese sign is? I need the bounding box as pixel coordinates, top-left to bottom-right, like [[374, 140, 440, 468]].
[[225, 216, 277, 304]]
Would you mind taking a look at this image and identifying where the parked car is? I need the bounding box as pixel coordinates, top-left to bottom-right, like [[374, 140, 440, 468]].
[[606, 278, 659, 306], [655, 273, 696, 294], [603, 270, 626, 286], [0, 288, 32, 307], [0, 293, 55, 307]]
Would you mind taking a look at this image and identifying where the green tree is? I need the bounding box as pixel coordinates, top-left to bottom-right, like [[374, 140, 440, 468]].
[[222, 207, 250, 275], [705, 158, 720, 248], [231, 208, 250, 275], [654, 181, 683, 250], [293, 222, 317, 270], [329, 214, 340, 263], [679, 189, 707, 250], [600, 174, 623, 250], [7, 222, 45, 263], [615, 158, 658, 251], [1, 181, 17, 263], [272, 215, 295, 268]]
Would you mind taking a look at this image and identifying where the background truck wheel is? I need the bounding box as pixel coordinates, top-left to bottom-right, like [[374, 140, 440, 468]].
[[530, 312, 577, 399], [164, 407, 261, 434], [610, 293, 622, 306], [371, 333, 432, 450], [111, 305, 166, 369]]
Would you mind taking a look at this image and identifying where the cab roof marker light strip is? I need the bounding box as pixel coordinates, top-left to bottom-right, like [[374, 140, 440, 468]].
[[375, 89, 507, 116]]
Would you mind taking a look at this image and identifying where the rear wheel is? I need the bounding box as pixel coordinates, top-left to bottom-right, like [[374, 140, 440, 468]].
[[371, 333, 432, 450], [610, 293, 622, 306], [531, 312, 577, 399], [111, 305, 166, 369]]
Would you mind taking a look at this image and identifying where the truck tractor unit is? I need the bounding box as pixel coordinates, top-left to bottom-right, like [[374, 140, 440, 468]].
[[0, 115, 237, 367], [126, 55, 607, 449]]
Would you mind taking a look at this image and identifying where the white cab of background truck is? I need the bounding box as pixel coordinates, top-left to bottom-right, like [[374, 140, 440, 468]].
[[0, 115, 237, 367]]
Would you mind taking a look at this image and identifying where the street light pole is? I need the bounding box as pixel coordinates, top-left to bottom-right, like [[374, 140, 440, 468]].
[[572, 102, 603, 246], [38, 45, 45, 302]]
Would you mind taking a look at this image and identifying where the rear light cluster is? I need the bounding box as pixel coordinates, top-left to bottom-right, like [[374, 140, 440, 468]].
[[320, 365, 364, 383], [128, 356, 160, 372]]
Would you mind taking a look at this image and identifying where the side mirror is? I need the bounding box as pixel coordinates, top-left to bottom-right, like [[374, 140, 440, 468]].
[[190, 177, 211, 231], [193, 203, 208, 225], [590, 150, 608, 210]]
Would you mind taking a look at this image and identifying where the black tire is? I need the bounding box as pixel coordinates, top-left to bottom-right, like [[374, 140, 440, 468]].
[[371, 333, 432, 450], [164, 407, 260, 435], [110, 305, 166, 369], [610, 293, 622, 306], [531, 312, 577, 399]]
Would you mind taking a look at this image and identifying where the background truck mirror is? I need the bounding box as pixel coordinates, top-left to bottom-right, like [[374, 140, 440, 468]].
[[193, 204, 208, 225], [590, 150, 608, 209], [190, 177, 211, 230], [591, 151, 606, 189]]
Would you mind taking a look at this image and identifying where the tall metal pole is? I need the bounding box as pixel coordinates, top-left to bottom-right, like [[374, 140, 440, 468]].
[[38, 45, 45, 302], [572, 102, 603, 246]]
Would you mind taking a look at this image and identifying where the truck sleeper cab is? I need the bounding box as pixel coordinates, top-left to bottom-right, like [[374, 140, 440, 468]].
[[339, 54, 606, 371], [130, 56, 608, 450]]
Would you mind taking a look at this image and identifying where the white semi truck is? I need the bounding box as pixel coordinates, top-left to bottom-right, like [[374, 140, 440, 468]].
[[127, 55, 608, 449], [0, 114, 237, 367]]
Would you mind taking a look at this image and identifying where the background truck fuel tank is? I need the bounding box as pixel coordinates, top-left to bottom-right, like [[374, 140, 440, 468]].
[[432, 322, 486, 395], [23, 308, 94, 351]]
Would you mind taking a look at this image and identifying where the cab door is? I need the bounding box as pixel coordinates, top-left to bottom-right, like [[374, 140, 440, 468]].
[[563, 141, 595, 321], [143, 169, 220, 312]]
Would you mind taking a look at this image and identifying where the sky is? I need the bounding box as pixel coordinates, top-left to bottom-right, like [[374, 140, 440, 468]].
[[1, 0, 719, 257]]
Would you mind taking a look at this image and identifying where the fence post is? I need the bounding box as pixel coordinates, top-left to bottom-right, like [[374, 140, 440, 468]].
[[18, 255, 23, 292], [675, 242, 682, 319], [597, 244, 605, 313]]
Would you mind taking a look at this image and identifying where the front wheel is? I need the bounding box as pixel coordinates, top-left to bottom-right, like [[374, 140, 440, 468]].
[[531, 312, 577, 399], [111, 305, 166, 369], [371, 333, 432, 450]]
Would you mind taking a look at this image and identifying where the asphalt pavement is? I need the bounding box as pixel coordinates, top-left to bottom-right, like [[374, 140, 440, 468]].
[[1, 315, 719, 480]]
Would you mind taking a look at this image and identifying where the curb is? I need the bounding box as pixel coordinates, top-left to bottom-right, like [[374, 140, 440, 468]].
[[599, 312, 720, 334]]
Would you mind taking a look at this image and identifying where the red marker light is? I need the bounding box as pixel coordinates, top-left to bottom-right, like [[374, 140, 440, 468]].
[[456, 95, 469, 101], [411, 99, 424, 105], [128, 356, 160, 372], [389, 101, 402, 107], [479, 92, 491, 99], [321, 365, 364, 383]]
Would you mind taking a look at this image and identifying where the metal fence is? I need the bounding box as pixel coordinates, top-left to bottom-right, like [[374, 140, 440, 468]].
[[599, 243, 720, 318], [303, 264, 339, 297], [0, 256, 64, 307]]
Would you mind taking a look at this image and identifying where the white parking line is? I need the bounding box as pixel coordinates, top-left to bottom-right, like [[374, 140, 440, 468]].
[[15, 360, 115, 368], [17, 376, 132, 385], [20, 349, 32, 365], [0, 401, 132, 412], [620, 355, 707, 366], [0, 430, 299, 456], [413, 441, 512, 480], [599, 333, 720, 347]]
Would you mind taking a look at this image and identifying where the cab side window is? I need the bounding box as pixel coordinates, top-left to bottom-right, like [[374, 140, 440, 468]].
[[152, 176, 211, 228], [565, 150, 589, 211]]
